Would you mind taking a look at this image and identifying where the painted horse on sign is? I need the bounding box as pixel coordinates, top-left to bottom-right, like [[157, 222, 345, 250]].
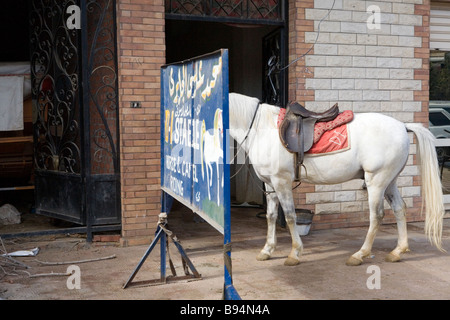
[[229, 93, 445, 266]]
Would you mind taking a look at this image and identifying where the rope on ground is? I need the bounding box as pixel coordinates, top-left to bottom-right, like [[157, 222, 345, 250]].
[[34, 254, 116, 266]]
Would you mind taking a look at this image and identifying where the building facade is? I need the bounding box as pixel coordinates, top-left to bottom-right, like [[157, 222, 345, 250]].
[[114, 0, 437, 245]]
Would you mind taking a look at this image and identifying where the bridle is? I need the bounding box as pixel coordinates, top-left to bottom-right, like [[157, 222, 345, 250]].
[[229, 102, 260, 179], [230, 102, 301, 195]]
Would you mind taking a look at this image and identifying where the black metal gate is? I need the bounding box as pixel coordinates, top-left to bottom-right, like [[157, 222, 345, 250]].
[[29, 0, 120, 239], [263, 27, 287, 107]]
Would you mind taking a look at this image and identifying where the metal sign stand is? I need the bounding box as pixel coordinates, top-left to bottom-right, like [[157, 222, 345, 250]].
[[124, 50, 240, 299], [123, 194, 201, 288]]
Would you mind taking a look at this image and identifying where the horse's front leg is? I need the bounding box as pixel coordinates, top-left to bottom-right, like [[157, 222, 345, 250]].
[[278, 191, 303, 266], [257, 184, 278, 261], [271, 180, 303, 266]]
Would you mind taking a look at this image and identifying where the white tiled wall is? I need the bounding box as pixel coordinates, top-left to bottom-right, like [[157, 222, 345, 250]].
[[302, 0, 425, 215]]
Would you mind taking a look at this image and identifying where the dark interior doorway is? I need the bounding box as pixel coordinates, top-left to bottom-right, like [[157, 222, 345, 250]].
[[0, 1, 36, 235], [166, 19, 279, 101]]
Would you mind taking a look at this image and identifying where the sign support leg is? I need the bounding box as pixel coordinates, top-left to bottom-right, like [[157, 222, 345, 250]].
[[122, 227, 164, 288], [123, 192, 201, 289]]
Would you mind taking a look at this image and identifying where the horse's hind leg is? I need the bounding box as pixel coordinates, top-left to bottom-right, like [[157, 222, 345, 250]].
[[384, 181, 409, 262], [346, 172, 386, 266], [257, 184, 279, 261]]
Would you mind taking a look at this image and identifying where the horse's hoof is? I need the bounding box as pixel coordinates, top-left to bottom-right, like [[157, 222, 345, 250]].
[[284, 257, 300, 266], [346, 256, 363, 266], [256, 252, 271, 261], [385, 252, 401, 262]]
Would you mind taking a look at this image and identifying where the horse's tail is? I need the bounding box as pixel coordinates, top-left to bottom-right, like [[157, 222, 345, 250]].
[[405, 123, 445, 252]]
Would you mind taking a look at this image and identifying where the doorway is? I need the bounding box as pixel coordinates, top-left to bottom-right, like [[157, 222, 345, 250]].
[[165, 17, 287, 205]]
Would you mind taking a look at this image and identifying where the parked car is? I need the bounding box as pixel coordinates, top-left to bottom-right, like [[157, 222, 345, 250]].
[[429, 101, 450, 115], [429, 102, 450, 164], [429, 106, 450, 139]]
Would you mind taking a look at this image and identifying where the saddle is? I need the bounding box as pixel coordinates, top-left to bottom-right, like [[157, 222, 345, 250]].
[[279, 102, 339, 181]]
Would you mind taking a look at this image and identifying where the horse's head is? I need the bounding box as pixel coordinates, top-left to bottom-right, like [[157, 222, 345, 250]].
[[228, 93, 260, 144]]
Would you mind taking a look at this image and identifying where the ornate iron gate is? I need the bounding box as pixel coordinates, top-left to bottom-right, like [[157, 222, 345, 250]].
[[29, 0, 120, 238], [165, 0, 284, 23]]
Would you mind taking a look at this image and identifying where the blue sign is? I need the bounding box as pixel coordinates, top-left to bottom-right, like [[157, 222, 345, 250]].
[[161, 50, 229, 234]]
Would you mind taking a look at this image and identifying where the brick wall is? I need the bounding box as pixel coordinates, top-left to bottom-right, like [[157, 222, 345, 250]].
[[289, 0, 430, 229], [116, 0, 165, 246]]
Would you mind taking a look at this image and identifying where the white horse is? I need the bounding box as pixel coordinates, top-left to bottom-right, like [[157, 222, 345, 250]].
[[201, 108, 224, 205], [229, 92, 445, 266]]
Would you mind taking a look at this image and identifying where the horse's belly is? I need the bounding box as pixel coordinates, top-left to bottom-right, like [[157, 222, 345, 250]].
[[302, 149, 363, 184]]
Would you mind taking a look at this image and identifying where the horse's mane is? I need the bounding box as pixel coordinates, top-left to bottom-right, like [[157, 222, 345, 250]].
[[229, 93, 260, 128], [229, 93, 280, 130]]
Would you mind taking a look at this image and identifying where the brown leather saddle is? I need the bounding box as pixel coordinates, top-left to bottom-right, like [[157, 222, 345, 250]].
[[279, 102, 339, 181]]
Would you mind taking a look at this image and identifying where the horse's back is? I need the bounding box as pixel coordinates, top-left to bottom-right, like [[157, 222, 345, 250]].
[[302, 112, 409, 184], [348, 112, 410, 173], [349, 112, 409, 151]]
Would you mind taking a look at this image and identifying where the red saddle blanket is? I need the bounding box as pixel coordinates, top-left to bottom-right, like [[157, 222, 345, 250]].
[[277, 109, 354, 155]]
